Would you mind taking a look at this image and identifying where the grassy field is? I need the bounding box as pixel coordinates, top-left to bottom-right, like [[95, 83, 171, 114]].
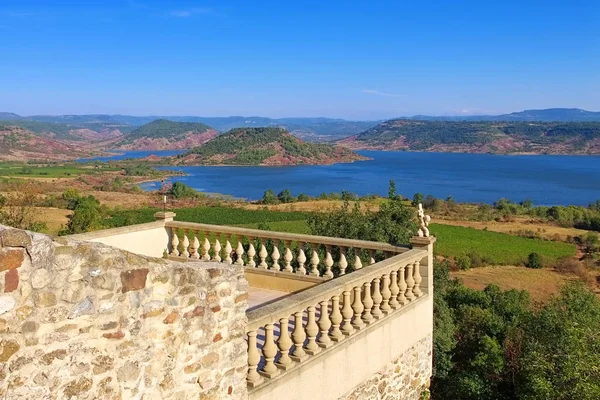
[[429, 223, 576, 265], [0, 163, 119, 178], [452, 266, 575, 303]]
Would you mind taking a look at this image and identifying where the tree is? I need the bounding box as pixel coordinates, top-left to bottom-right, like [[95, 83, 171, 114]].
[[0, 188, 46, 232], [297, 193, 310, 202], [64, 196, 102, 234], [261, 189, 278, 205], [526, 252, 542, 269], [412, 192, 424, 207], [168, 182, 200, 199], [277, 189, 294, 204]]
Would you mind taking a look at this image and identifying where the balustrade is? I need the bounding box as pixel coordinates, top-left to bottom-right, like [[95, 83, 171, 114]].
[[165, 221, 409, 279], [245, 248, 430, 390]]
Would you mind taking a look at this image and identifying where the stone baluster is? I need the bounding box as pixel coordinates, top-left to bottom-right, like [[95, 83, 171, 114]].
[[170, 229, 180, 256], [323, 245, 334, 278], [212, 239, 222, 262], [317, 300, 332, 348], [224, 235, 233, 264], [398, 264, 408, 305], [354, 249, 363, 270], [290, 311, 307, 362], [260, 324, 279, 378], [362, 281, 374, 324], [181, 230, 190, 258], [339, 246, 348, 275], [389, 270, 400, 309], [201, 236, 210, 261], [283, 241, 293, 273], [271, 240, 281, 272], [258, 241, 268, 269], [247, 238, 256, 268], [235, 240, 245, 266], [405, 262, 415, 302], [296, 242, 307, 275], [369, 249, 376, 265], [380, 273, 392, 314], [276, 317, 293, 370], [341, 290, 355, 336], [329, 295, 343, 342], [304, 306, 320, 355], [247, 330, 263, 386], [309, 244, 320, 277], [190, 231, 200, 259], [412, 261, 423, 297], [351, 286, 365, 330], [371, 277, 383, 320]]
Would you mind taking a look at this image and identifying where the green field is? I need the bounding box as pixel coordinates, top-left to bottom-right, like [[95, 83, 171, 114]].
[[104, 206, 577, 266], [429, 223, 576, 265], [0, 163, 119, 178]]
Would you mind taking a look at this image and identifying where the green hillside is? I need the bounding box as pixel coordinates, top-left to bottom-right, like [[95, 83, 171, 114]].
[[345, 120, 600, 153], [181, 127, 364, 165], [121, 119, 213, 144]]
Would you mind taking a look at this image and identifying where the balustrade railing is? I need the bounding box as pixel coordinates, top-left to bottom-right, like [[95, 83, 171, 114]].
[[244, 247, 429, 389], [165, 221, 410, 278]]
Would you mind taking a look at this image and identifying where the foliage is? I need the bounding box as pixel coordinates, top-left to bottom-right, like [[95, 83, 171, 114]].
[[0, 188, 47, 232], [182, 127, 358, 165], [261, 189, 278, 205], [456, 254, 472, 270], [168, 182, 201, 199], [526, 252, 543, 269], [431, 265, 600, 399], [306, 181, 417, 246], [62, 194, 104, 234], [412, 192, 424, 207], [277, 189, 294, 203], [430, 224, 576, 266]]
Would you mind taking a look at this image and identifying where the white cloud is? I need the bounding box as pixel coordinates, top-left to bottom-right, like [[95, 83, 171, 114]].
[[362, 89, 407, 98], [170, 8, 213, 17]]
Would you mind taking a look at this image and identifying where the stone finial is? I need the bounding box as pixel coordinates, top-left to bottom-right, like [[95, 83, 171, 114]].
[[417, 204, 431, 238], [154, 212, 176, 222]]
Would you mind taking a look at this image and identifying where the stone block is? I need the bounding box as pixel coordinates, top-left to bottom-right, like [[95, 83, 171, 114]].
[[121, 268, 149, 293], [4, 269, 18, 293], [0, 248, 24, 272], [0, 295, 16, 315], [33, 291, 57, 307], [0, 229, 31, 248], [0, 340, 20, 362]]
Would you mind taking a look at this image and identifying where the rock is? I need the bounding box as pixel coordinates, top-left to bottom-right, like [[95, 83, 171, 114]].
[[0, 229, 31, 248], [31, 269, 51, 289], [0, 340, 20, 362], [0, 296, 16, 315], [33, 292, 57, 307], [20, 321, 39, 333], [118, 361, 140, 382], [68, 297, 94, 319], [4, 269, 19, 293], [120, 269, 149, 293], [63, 377, 93, 398], [0, 249, 24, 272]]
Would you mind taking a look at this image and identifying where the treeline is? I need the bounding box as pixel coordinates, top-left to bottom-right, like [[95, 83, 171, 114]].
[[259, 188, 380, 204]]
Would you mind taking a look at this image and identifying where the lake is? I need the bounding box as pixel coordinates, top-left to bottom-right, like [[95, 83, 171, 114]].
[[88, 150, 600, 206]]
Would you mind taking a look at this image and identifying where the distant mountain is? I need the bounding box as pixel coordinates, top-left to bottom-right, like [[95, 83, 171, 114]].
[[178, 127, 366, 165], [406, 108, 600, 122], [115, 119, 219, 150], [0, 119, 132, 141], [0, 123, 95, 161], [340, 120, 600, 155]]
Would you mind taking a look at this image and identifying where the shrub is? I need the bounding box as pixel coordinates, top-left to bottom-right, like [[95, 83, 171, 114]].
[[456, 254, 472, 270], [526, 252, 543, 269], [168, 182, 200, 199], [468, 252, 485, 268]]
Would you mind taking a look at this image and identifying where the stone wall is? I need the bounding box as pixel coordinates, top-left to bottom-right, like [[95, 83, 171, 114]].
[[339, 334, 432, 400], [0, 225, 249, 400]]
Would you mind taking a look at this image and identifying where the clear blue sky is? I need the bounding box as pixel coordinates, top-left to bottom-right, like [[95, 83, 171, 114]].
[[1, 0, 598, 119]]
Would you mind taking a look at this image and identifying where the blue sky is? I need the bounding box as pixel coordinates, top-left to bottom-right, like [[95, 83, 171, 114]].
[[1, 0, 598, 119]]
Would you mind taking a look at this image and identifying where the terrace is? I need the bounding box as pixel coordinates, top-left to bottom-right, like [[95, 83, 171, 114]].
[[0, 208, 434, 399]]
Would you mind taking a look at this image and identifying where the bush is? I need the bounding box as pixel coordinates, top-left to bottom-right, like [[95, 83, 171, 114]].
[[526, 252, 543, 269], [168, 182, 200, 199], [467, 252, 485, 268], [455, 254, 472, 270]]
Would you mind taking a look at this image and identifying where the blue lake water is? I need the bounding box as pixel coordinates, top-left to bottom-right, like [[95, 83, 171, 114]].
[[89, 150, 600, 205]]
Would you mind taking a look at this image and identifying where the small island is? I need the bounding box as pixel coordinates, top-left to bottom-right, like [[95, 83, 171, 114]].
[[173, 127, 367, 166]]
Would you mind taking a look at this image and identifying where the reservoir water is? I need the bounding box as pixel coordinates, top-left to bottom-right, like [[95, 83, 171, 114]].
[[86, 150, 600, 205]]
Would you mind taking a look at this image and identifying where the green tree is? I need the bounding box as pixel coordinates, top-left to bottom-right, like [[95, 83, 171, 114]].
[[261, 189, 278, 205], [64, 196, 102, 234], [277, 189, 294, 203], [412, 192, 424, 207], [168, 182, 199, 199], [297, 193, 310, 202], [526, 252, 542, 269]]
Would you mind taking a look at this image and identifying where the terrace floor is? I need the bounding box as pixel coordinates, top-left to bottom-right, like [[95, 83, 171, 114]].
[[248, 287, 289, 311]]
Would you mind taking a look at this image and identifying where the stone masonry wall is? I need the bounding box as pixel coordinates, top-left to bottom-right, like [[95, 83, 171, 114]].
[[0, 225, 249, 400], [339, 334, 432, 400]]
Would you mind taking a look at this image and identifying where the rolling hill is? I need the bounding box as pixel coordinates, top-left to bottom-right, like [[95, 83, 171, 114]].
[[0, 124, 95, 161], [339, 120, 600, 154], [177, 127, 366, 165], [115, 119, 219, 150]]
